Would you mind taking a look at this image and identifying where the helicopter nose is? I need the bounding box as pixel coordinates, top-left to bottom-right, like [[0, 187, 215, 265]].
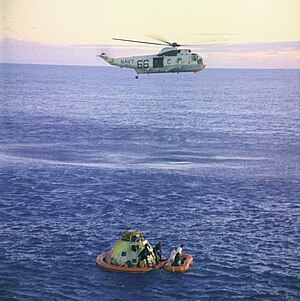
[[198, 63, 206, 71]]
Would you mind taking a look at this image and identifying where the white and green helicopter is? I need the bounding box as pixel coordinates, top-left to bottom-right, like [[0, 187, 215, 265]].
[[98, 37, 208, 79]]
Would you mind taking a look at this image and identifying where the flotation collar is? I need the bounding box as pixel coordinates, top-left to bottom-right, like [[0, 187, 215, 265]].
[[96, 252, 166, 273]]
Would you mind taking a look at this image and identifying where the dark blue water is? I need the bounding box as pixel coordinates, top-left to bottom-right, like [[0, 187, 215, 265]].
[[1, 63, 299, 300]]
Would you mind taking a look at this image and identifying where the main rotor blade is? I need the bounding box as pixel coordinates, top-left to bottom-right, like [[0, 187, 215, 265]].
[[181, 42, 229, 47], [147, 35, 227, 47], [147, 35, 173, 46], [112, 38, 167, 46]]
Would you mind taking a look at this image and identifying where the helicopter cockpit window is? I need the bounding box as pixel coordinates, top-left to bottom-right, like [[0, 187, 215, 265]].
[[158, 50, 177, 56], [192, 55, 197, 61], [197, 57, 203, 65]]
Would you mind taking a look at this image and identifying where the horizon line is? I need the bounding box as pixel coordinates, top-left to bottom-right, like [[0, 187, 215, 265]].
[[1, 62, 300, 70]]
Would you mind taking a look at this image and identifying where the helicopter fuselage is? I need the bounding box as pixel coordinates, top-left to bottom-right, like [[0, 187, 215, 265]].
[[100, 47, 206, 77]]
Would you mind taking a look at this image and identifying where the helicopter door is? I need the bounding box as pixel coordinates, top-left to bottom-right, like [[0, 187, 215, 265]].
[[153, 57, 164, 68]]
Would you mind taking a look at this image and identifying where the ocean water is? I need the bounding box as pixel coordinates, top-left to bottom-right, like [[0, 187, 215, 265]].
[[0, 63, 299, 301]]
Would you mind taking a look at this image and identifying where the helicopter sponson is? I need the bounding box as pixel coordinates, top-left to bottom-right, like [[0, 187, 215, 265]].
[[99, 46, 206, 79]]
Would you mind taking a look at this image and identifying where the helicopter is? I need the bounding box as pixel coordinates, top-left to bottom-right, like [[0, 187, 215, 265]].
[[98, 37, 208, 79]]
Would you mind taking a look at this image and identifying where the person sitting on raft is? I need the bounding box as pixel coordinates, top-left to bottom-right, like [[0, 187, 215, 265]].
[[171, 244, 184, 266], [153, 241, 163, 263], [172, 252, 182, 266]]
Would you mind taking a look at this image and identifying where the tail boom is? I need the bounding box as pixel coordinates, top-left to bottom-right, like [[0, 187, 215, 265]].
[[98, 53, 115, 65]]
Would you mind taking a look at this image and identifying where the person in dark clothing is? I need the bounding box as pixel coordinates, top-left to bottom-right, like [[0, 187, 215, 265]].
[[153, 241, 163, 263], [172, 252, 182, 266], [138, 244, 152, 267], [137, 249, 147, 267]]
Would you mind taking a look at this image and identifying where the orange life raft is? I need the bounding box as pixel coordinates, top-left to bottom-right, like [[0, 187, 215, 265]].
[[96, 252, 166, 273], [164, 253, 193, 272]]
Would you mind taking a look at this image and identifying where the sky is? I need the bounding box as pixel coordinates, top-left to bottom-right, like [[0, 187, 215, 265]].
[[1, 0, 300, 68]]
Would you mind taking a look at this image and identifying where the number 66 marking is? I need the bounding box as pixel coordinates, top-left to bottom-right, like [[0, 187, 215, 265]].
[[137, 60, 149, 69]]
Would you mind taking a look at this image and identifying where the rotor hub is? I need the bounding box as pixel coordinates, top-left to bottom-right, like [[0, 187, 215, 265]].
[[171, 42, 180, 48]]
